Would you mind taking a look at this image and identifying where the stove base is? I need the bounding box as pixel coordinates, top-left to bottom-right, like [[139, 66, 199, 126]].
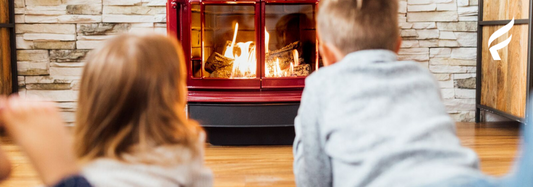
[[205, 127, 295, 145], [188, 102, 299, 145]]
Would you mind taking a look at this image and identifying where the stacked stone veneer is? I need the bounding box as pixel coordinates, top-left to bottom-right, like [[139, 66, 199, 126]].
[[14, 0, 478, 123]]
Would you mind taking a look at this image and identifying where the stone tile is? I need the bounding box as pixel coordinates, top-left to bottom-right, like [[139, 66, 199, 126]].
[[77, 23, 132, 36], [451, 48, 476, 60], [412, 22, 436, 29], [455, 76, 476, 89], [26, 90, 79, 102], [14, 0, 25, 8], [50, 67, 84, 77], [34, 41, 76, 49], [76, 40, 104, 49], [102, 15, 166, 23], [23, 33, 77, 41], [449, 111, 475, 122], [103, 0, 142, 5], [16, 24, 76, 34], [408, 0, 433, 5], [443, 99, 475, 111], [15, 15, 24, 23], [455, 32, 477, 46], [50, 50, 90, 62], [457, 0, 470, 6], [401, 40, 420, 48], [430, 58, 476, 66], [419, 40, 439, 47], [17, 50, 49, 62], [433, 74, 451, 81], [439, 31, 456, 40], [408, 4, 437, 12], [441, 88, 455, 99], [455, 89, 475, 99], [438, 40, 460, 47], [16, 36, 34, 49], [103, 5, 166, 15], [459, 16, 478, 21], [401, 30, 418, 38], [429, 65, 476, 73], [17, 62, 50, 76], [416, 29, 439, 39], [25, 15, 102, 23], [25, 5, 67, 15], [407, 11, 458, 22], [436, 3, 457, 10], [430, 48, 452, 58], [26, 0, 63, 6], [439, 79, 454, 88], [67, 4, 103, 15], [18, 76, 25, 87], [26, 83, 73, 90], [458, 6, 478, 16]]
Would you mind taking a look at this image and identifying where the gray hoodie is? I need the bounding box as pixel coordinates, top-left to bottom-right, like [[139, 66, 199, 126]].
[[82, 134, 213, 187], [293, 50, 485, 187]]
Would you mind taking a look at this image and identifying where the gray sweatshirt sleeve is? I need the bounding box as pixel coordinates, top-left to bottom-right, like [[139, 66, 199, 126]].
[[293, 76, 332, 187]]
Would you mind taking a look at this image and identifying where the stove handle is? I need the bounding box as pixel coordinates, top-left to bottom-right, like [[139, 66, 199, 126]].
[[171, 0, 186, 9]]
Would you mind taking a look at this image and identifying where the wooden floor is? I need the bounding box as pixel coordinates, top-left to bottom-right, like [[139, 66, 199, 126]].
[[0, 122, 522, 187]]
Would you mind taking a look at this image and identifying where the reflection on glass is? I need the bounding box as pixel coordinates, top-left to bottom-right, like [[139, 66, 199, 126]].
[[201, 5, 257, 79], [265, 5, 316, 78]]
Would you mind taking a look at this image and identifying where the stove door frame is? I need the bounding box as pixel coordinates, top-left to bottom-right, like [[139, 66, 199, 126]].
[[170, 0, 263, 90], [167, 0, 319, 90], [260, 0, 319, 89]]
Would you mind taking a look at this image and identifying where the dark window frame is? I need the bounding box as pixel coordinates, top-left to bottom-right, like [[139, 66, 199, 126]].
[[475, 0, 533, 122], [0, 0, 17, 94]]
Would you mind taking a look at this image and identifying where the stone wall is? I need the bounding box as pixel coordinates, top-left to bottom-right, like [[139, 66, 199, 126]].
[[14, 0, 479, 122], [398, 0, 478, 122]]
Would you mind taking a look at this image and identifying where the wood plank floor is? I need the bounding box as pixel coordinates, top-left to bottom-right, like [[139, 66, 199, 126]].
[[0, 122, 522, 187]]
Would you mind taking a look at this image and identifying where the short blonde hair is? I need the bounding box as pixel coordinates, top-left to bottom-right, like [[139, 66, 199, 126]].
[[74, 33, 202, 164], [317, 0, 399, 54]]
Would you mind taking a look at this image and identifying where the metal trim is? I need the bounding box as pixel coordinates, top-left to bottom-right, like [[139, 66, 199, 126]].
[[8, 0, 17, 93], [0, 23, 14, 28], [478, 104, 525, 123], [475, 0, 483, 122], [527, 0, 533, 123], [479, 19, 529, 26]]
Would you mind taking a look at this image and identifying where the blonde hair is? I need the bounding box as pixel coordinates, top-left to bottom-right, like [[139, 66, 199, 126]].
[[317, 0, 399, 54], [74, 33, 202, 164]]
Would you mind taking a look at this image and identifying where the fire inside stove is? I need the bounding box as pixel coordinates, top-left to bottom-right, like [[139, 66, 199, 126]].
[[192, 4, 317, 79]]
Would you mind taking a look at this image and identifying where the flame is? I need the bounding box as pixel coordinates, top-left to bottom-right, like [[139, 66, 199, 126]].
[[223, 22, 256, 78], [265, 28, 270, 53], [274, 58, 281, 77], [292, 49, 299, 66], [224, 23, 239, 57], [290, 61, 294, 76], [265, 49, 300, 77]]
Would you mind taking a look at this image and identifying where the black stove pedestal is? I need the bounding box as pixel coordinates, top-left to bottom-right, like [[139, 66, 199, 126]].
[[187, 102, 299, 145]]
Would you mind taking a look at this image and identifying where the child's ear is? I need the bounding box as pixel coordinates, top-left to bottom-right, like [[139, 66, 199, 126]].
[[394, 37, 403, 54], [320, 42, 345, 67]]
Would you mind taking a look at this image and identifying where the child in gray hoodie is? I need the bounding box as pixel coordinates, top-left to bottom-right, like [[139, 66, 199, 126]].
[[293, 0, 485, 186]]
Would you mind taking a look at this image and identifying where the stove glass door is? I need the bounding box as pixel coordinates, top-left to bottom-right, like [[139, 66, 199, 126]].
[[264, 4, 317, 78], [192, 4, 258, 79]]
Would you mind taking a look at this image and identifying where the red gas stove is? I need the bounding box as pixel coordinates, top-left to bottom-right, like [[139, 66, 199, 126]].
[[167, 0, 320, 145]]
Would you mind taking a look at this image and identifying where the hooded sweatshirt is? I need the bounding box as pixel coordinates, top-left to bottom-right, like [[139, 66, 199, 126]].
[[293, 50, 486, 187], [82, 135, 213, 187]]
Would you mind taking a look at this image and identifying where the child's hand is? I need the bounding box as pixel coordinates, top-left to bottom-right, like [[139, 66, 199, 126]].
[[0, 96, 79, 186]]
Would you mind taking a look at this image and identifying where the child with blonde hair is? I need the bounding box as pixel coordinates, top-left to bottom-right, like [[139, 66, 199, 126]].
[[293, 0, 483, 186], [0, 33, 213, 187]]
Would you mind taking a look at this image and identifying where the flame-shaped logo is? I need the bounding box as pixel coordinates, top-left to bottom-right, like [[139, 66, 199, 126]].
[[488, 18, 514, 61]]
